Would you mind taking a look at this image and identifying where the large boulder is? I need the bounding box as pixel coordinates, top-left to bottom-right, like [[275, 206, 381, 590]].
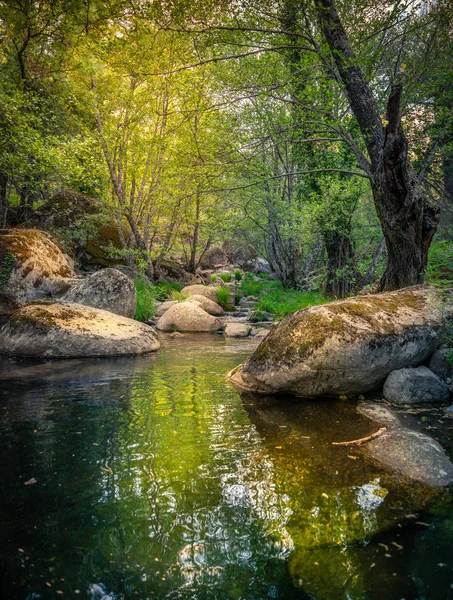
[[85, 223, 131, 267], [199, 246, 229, 269], [429, 348, 453, 382], [0, 229, 75, 315], [0, 302, 160, 358], [229, 287, 449, 398], [366, 428, 453, 487], [59, 268, 137, 318], [188, 294, 224, 316], [156, 301, 222, 332], [383, 366, 450, 404], [157, 258, 194, 284], [222, 240, 258, 269], [39, 189, 99, 228], [181, 284, 221, 304]]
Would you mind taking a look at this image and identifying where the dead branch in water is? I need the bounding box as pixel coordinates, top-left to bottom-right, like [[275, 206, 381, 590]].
[[332, 427, 387, 446]]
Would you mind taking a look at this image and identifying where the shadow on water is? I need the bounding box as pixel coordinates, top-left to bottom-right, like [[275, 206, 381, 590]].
[[0, 333, 452, 599]]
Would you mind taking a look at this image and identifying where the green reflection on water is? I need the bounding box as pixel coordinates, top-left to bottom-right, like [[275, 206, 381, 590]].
[[0, 334, 452, 600]]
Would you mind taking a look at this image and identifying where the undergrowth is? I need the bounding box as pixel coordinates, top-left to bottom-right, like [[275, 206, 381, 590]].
[[134, 279, 182, 322]]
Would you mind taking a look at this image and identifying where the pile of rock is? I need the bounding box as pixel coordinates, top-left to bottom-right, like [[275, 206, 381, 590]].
[[0, 229, 159, 357]]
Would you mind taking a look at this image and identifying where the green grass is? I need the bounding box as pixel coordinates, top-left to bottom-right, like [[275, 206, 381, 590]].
[[238, 277, 327, 319], [134, 279, 156, 322], [219, 272, 232, 283], [234, 270, 242, 281], [426, 239, 453, 287], [134, 279, 183, 321], [256, 289, 328, 319], [217, 285, 231, 309], [211, 274, 217, 282]]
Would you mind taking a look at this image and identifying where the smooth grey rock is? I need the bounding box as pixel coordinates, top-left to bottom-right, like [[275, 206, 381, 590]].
[[0, 229, 75, 315], [61, 268, 136, 318], [429, 348, 453, 382], [229, 287, 449, 398], [156, 301, 222, 332], [254, 257, 271, 274], [224, 323, 252, 338], [383, 366, 450, 404], [367, 428, 453, 486], [0, 302, 160, 358], [356, 401, 400, 427], [251, 328, 270, 339]]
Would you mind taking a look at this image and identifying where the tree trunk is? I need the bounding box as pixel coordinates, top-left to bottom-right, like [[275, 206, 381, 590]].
[[0, 172, 8, 227], [316, 0, 439, 291], [125, 213, 154, 281], [188, 191, 201, 273], [323, 231, 355, 297]]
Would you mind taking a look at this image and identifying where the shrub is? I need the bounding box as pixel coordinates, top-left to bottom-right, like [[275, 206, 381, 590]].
[[219, 272, 232, 283], [234, 270, 242, 281], [217, 285, 231, 309], [134, 279, 155, 322], [171, 290, 189, 302]]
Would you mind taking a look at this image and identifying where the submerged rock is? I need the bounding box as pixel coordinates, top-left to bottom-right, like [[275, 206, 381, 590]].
[[383, 366, 450, 404], [0, 302, 160, 358], [229, 287, 449, 398], [366, 428, 453, 487], [0, 229, 74, 315], [224, 323, 252, 338], [156, 301, 222, 332], [60, 268, 137, 318]]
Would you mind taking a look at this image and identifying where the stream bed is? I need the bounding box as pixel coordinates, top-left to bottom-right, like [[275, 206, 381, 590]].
[[1, 334, 453, 600]]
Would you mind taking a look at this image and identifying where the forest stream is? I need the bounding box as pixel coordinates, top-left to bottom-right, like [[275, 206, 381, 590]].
[[1, 334, 453, 600]]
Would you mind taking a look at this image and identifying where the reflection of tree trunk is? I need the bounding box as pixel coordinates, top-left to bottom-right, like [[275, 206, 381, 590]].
[[324, 231, 355, 298], [317, 0, 439, 291]]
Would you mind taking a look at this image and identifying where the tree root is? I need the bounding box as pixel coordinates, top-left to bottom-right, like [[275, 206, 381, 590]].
[[332, 426, 387, 446]]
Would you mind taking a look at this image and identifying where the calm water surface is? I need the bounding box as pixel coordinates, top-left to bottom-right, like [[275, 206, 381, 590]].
[[0, 334, 452, 600]]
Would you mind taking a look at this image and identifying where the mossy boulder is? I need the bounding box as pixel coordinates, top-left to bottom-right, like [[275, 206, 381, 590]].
[[0, 302, 160, 358], [60, 268, 137, 318], [39, 189, 99, 228], [156, 301, 222, 332], [199, 246, 229, 269], [229, 287, 450, 398], [0, 229, 75, 315], [85, 224, 131, 266]]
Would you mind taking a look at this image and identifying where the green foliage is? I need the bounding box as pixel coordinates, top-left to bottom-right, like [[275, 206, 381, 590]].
[[426, 240, 453, 287], [219, 272, 232, 283], [234, 270, 242, 281], [256, 289, 328, 320], [134, 279, 155, 322], [171, 290, 189, 302], [0, 252, 15, 290], [134, 279, 183, 321], [216, 286, 231, 309], [211, 274, 217, 282]]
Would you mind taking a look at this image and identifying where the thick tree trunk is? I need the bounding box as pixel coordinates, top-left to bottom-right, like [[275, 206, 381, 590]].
[[316, 0, 439, 291], [323, 231, 355, 297]]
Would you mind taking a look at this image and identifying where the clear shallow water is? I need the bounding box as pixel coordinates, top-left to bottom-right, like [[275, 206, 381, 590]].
[[0, 334, 452, 600]]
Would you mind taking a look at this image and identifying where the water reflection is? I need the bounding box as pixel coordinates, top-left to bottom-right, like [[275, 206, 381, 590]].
[[0, 334, 452, 600]]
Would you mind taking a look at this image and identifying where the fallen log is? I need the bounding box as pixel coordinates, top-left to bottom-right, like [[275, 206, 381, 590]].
[[332, 427, 387, 446]]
